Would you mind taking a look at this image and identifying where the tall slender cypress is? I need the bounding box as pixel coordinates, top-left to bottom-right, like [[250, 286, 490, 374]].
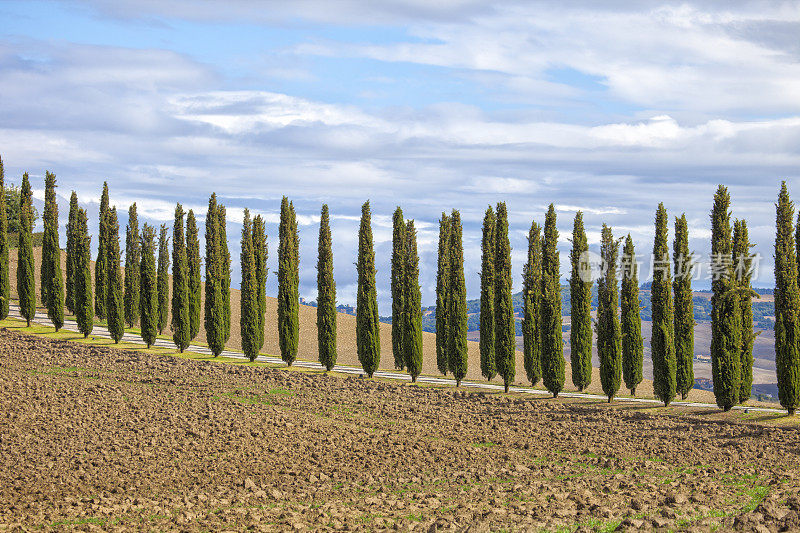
[[95, 182, 109, 319], [494, 203, 515, 392], [733, 219, 755, 404], [218, 204, 231, 343], [391, 207, 407, 370], [541, 204, 565, 396], [597, 224, 621, 402], [64, 192, 78, 316], [404, 220, 424, 382], [171, 204, 190, 352], [41, 172, 64, 331], [139, 224, 158, 348], [105, 208, 124, 343], [240, 209, 259, 361], [652, 203, 676, 406], [204, 194, 225, 356], [479, 206, 496, 381], [448, 210, 469, 387], [356, 201, 380, 377], [124, 203, 140, 328], [523, 221, 542, 385], [17, 173, 35, 327], [278, 197, 300, 365], [621, 235, 644, 396], [435, 213, 451, 375], [74, 208, 93, 338], [157, 224, 170, 334], [0, 157, 8, 320], [317, 204, 337, 371], [774, 182, 800, 415], [253, 214, 268, 352], [186, 209, 202, 340], [710, 186, 741, 411], [569, 211, 592, 391], [673, 214, 695, 400]]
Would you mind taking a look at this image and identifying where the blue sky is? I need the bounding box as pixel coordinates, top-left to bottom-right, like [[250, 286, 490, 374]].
[[2, 0, 799, 312]]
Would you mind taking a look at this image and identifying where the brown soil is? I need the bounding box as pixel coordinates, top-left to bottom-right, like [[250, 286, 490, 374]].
[[1, 328, 799, 531]]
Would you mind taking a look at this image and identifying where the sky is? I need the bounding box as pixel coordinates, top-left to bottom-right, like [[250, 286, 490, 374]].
[[1, 0, 799, 313]]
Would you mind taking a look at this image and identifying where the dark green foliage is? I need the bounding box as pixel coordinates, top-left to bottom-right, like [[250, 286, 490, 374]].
[[171, 204, 190, 352], [494, 203, 515, 392], [253, 214, 268, 352], [124, 204, 140, 328], [41, 172, 64, 331], [774, 182, 800, 415], [673, 214, 695, 400], [652, 203, 676, 406], [218, 204, 231, 343], [139, 224, 158, 348], [64, 192, 78, 315], [3, 179, 39, 234], [0, 157, 8, 320], [186, 210, 202, 340], [404, 220, 423, 381], [240, 209, 259, 361], [448, 210, 468, 386], [204, 194, 226, 356], [157, 224, 170, 334], [435, 213, 451, 375], [16, 173, 35, 327], [95, 182, 109, 319], [733, 219, 755, 404], [480, 206, 496, 381], [356, 201, 380, 377], [597, 224, 621, 402], [621, 235, 644, 396], [316, 204, 336, 371], [523, 221, 542, 385], [74, 208, 93, 338], [391, 207, 407, 370], [710, 186, 741, 411], [104, 207, 124, 343], [278, 197, 300, 365], [569, 211, 592, 391], [541, 204, 565, 397]]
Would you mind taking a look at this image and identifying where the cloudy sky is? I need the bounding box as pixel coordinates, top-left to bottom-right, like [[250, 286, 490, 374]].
[[1, 1, 799, 312]]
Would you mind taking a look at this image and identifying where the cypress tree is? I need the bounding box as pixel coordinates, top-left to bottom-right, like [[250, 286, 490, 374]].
[[710, 186, 741, 411], [356, 200, 380, 377], [448, 210, 469, 387], [17, 173, 35, 327], [523, 221, 542, 385], [186, 209, 201, 340], [139, 224, 158, 348], [652, 203, 677, 406], [157, 224, 170, 334], [278, 197, 300, 365], [218, 203, 232, 343], [479, 206, 496, 381], [316, 204, 337, 371], [597, 224, 621, 402], [171, 204, 190, 352], [0, 156, 8, 320], [105, 207, 124, 343], [74, 208, 93, 338], [569, 211, 592, 391], [240, 209, 259, 361], [64, 191, 78, 315], [621, 235, 644, 396], [774, 182, 800, 415], [541, 204, 565, 396], [204, 194, 225, 356], [733, 219, 755, 404], [494, 203, 515, 393], [253, 214, 268, 352], [435, 213, 451, 375], [124, 203, 140, 328], [391, 207, 407, 370], [41, 172, 64, 331], [673, 214, 695, 400], [95, 182, 109, 319], [404, 219, 424, 381]]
